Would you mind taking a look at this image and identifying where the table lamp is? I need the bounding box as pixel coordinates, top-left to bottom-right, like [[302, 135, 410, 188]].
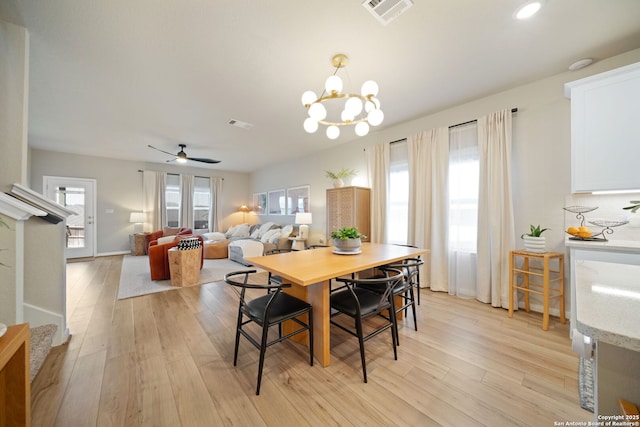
[[129, 212, 147, 234], [295, 212, 312, 239]]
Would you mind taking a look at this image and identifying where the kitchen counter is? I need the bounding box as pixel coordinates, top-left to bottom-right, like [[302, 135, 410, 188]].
[[574, 260, 640, 352]]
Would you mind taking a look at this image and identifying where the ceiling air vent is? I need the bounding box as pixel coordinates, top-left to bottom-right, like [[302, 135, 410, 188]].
[[227, 119, 254, 130], [362, 0, 414, 26]]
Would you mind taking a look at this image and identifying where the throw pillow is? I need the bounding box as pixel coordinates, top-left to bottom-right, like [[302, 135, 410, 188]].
[[261, 228, 281, 244], [231, 224, 250, 237], [163, 227, 180, 236], [256, 221, 275, 238], [203, 232, 226, 242], [156, 235, 176, 245], [280, 224, 293, 239]]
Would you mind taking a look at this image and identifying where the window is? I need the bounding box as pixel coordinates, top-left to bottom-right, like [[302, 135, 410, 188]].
[[388, 141, 409, 244], [165, 174, 180, 227], [448, 123, 479, 253], [193, 176, 211, 230]]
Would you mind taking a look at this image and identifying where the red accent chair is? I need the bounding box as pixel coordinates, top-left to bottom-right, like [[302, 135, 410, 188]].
[[144, 227, 192, 254], [148, 234, 204, 280]]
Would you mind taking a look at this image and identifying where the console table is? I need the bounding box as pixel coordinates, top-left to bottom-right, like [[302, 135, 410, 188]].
[[0, 323, 30, 426]]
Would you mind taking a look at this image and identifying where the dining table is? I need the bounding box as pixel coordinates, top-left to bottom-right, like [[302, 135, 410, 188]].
[[245, 242, 429, 367]]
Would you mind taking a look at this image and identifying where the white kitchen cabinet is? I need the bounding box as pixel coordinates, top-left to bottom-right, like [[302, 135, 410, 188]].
[[564, 62, 640, 193]]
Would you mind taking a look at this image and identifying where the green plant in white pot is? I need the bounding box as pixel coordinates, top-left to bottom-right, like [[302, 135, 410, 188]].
[[330, 226, 365, 253], [521, 224, 549, 253], [325, 168, 357, 188]]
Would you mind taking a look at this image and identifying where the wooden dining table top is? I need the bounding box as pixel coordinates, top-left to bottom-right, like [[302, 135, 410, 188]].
[[245, 243, 429, 286]]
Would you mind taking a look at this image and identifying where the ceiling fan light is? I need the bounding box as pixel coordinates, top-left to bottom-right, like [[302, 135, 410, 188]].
[[326, 125, 340, 140], [368, 108, 384, 126], [303, 117, 319, 133], [176, 157, 187, 163], [308, 102, 327, 120], [355, 121, 370, 136], [301, 90, 317, 106], [361, 80, 379, 97], [345, 96, 363, 116]]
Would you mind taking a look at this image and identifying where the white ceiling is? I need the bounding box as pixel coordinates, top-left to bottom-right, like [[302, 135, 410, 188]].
[[2, 0, 640, 172]]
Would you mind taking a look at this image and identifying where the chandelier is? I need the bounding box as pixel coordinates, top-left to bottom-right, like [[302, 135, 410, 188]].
[[301, 54, 384, 140]]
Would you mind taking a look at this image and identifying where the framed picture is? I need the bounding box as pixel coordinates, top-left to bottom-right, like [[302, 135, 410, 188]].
[[287, 185, 310, 215], [267, 189, 286, 215], [252, 192, 267, 215]]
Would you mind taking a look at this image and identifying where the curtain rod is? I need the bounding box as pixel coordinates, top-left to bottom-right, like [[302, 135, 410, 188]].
[[388, 107, 518, 145], [137, 169, 224, 180]]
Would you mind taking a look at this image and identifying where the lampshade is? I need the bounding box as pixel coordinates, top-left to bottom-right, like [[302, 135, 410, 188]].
[[129, 212, 147, 223], [238, 205, 251, 212], [295, 212, 312, 240], [295, 212, 312, 225]]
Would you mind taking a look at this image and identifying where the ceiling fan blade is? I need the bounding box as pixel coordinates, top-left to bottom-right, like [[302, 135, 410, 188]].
[[187, 157, 221, 164], [148, 144, 178, 157]]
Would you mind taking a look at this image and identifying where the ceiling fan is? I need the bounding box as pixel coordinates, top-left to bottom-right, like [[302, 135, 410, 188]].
[[147, 144, 221, 164]]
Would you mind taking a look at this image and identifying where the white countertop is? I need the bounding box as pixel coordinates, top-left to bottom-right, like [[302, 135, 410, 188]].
[[566, 238, 640, 253], [574, 259, 640, 352]]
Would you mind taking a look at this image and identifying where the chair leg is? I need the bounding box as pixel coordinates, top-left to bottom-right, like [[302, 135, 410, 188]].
[[409, 287, 418, 332], [308, 311, 314, 366], [389, 294, 400, 346], [256, 324, 270, 395], [355, 317, 367, 383], [233, 311, 243, 366]]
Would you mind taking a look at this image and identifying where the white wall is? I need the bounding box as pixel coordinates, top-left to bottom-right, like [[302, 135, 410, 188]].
[[29, 149, 252, 254], [251, 48, 640, 253]]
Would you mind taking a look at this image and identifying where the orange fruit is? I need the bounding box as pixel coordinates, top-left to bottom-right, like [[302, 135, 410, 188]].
[[567, 227, 579, 236], [577, 230, 592, 239]]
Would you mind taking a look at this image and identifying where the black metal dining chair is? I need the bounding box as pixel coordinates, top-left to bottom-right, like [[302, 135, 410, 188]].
[[329, 268, 404, 383], [264, 248, 292, 285], [224, 270, 314, 395]]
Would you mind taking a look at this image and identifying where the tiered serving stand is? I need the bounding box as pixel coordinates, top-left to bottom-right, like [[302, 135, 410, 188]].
[[563, 206, 628, 241]]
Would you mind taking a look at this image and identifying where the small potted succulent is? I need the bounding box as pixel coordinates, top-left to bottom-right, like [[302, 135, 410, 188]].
[[325, 168, 358, 188], [623, 200, 640, 227], [330, 226, 365, 253], [521, 224, 549, 253]]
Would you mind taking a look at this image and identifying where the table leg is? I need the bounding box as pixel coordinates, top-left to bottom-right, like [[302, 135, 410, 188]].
[[307, 280, 331, 367], [523, 257, 531, 312], [559, 256, 566, 324], [509, 252, 515, 318]]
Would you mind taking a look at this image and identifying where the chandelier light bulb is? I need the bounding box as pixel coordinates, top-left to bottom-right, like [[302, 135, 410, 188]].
[[341, 109, 355, 122], [345, 97, 363, 116], [326, 125, 340, 139], [301, 90, 317, 106], [361, 80, 379, 97], [308, 102, 327, 120], [303, 117, 319, 133], [325, 75, 343, 94], [368, 108, 384, 126], [355, 121, 370, 136], [364, 98, 381, 113]]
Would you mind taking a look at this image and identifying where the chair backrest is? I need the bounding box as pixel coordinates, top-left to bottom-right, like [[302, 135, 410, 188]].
[[224, 270, 291, 320], [383, 257, 423, 284], [334, 268, 404, 313]]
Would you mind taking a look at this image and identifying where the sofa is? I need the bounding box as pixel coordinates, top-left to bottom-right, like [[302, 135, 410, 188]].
[[148, 234, 204, 280], [209, 222, 296, 266]]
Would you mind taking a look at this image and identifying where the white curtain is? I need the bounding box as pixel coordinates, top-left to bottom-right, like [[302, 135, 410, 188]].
[[448, 123, 479, 298], [366, 143, 390, 243], [476, 109, 516, 307], [180, 174, 194, 229], [209, 177, 223, 232], [407, 128, 449, 292], [142, 170, 166, 231]]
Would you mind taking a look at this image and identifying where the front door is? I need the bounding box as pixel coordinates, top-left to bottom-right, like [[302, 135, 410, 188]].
[[44, 176, 96, 259]]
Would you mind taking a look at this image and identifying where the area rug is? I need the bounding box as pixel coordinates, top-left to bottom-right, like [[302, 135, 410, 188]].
[[117, 255, 262, 300], [30, 324, 57, 382]]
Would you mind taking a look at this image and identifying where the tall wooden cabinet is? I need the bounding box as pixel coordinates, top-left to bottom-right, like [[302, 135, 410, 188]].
[[326, 186, 370, 242]]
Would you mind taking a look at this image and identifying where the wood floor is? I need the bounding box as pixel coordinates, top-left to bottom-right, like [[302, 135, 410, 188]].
[[30, 255, 593, 426]]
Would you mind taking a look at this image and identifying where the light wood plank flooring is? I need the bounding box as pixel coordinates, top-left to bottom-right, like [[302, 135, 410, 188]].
[[31, 255, 593, 426]]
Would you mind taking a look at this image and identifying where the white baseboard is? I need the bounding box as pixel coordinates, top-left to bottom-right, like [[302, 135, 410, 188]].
[[96, 250, 130, 257], [23, 303, 69, 346], [515, 301, 570, 321]]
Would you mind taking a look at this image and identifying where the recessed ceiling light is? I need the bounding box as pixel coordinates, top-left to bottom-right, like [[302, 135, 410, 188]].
[[568, 58, 594, 71], [513, 1, 544, 20]]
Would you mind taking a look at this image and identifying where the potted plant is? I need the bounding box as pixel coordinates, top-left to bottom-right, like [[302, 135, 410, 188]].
[[325, 168, 358, 188], [330, 226, 365, 253], [623, 200, 640, 227], [521, 224, 549, 253]]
